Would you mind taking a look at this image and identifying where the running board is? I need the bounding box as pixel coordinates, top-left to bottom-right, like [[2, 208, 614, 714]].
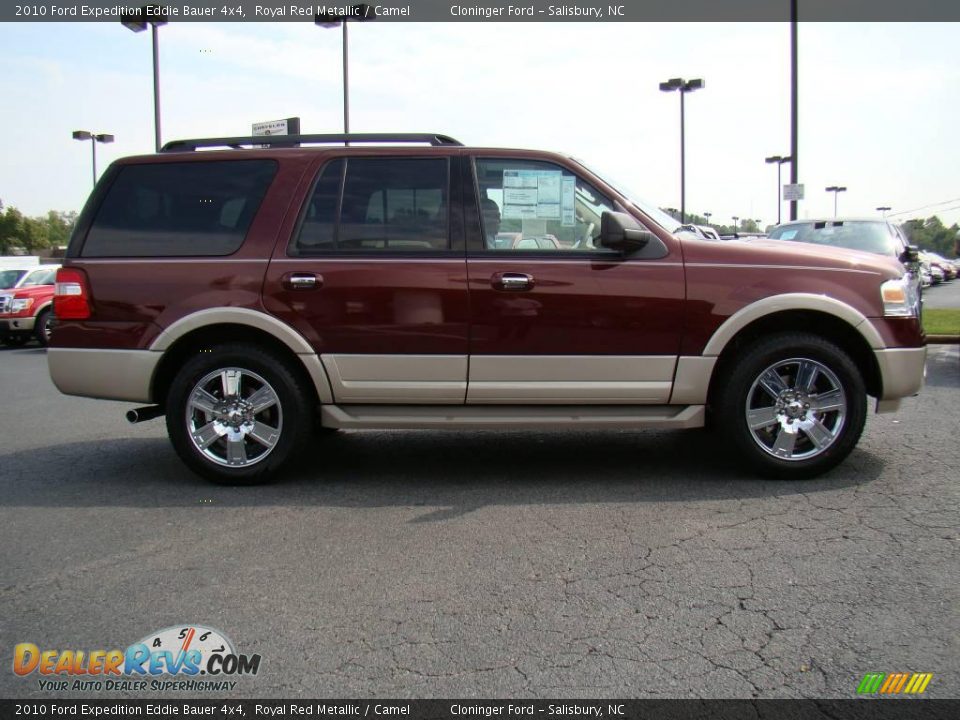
[[321, 404, 705, 430]]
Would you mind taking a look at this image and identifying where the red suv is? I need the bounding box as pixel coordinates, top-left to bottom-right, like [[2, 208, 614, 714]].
[[48, 133, 925, 484]]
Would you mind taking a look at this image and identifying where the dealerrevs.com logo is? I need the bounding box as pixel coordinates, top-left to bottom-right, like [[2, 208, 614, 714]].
[[13, 625, 261, 692]]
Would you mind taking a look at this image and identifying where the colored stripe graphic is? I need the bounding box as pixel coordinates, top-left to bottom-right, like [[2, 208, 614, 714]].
[[860, 672, 933, 695], [858, 673, 885, 694]]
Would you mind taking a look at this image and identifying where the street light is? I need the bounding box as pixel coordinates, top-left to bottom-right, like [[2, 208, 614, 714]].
[[72, 131, 114, 188], [316, 4, 375, 140], [825, 186, 847, 217], [121, 5, 168, 152], [703, 211, 712, 224], [765, 154, 792, 224], [732, 215, 739, 233], [659, 77, 704, 223], [877, 206, 892, 217]]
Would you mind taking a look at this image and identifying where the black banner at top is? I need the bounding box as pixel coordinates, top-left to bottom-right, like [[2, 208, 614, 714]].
[[4, 0, 960, 23]]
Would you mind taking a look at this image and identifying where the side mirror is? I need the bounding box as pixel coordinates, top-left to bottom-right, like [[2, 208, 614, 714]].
[[599, 211, 654, 253], [900, 244, 920, 264]]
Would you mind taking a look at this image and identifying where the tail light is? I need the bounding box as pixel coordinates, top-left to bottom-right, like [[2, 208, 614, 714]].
[[54, 268, 92, 320]]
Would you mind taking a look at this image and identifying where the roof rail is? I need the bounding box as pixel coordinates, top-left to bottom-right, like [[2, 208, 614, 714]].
[[160, 133, 463, 152]]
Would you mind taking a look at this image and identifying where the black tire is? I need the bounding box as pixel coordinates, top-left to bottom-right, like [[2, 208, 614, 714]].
[[715, 332, 867, 479], [165, 343, 315, 485], [34, 308, 54, 347]]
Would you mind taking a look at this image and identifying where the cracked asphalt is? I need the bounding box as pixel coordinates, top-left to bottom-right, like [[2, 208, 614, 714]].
[[0, 344, 957, 699]]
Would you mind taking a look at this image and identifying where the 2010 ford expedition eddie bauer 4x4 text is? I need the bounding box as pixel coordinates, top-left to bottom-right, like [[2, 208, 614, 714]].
[[48, 133, 926, 484]]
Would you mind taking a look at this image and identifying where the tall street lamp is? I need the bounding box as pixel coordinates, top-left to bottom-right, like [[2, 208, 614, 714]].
[[825, 186, 847, 217], [121, 5, 168, 152], [316, 4, 375, 140], [72, 131, 114, 188], [764, 154, 792, 224], [877, 206, 891, 217], [732, 215, 739, 233], [703, 211, 712, 224], [659, 77, 704, 223]]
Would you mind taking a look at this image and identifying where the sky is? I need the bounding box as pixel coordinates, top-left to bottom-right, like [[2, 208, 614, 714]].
[[1, 20, 958, 229]]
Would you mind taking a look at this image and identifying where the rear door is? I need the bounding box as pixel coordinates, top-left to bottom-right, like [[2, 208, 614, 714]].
[[262, 152, 470, 404], [465, 154, 686, 404]]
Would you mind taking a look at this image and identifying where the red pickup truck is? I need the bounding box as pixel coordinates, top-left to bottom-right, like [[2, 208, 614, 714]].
[[0, 265, 59, 346]]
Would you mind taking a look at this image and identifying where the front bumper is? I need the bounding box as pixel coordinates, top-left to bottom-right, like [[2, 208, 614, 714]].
[[0, 316, 36, 334], [875, 346, 926, 403]]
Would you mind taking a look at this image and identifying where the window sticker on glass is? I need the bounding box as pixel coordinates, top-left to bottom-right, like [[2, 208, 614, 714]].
[[561, 177, 575, 227], [502, 169, 564, 221]]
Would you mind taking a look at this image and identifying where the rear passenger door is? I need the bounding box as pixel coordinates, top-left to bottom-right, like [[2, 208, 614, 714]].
[[262, 153, 470, 404]]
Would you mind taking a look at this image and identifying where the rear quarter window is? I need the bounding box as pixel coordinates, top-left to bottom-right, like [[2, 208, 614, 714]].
[[81, 160, 277, 257]]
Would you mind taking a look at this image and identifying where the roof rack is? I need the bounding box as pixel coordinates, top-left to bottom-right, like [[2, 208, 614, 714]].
[[160, 133, 463, 153]]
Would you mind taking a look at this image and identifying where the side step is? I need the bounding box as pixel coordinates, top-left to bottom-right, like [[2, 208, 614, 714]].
[[321, 404, 705, 431]]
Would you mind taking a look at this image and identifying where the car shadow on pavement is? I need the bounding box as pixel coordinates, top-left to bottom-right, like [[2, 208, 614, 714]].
[[0, 427, 884, 518]]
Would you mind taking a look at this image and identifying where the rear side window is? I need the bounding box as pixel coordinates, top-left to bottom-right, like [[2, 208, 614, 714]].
[[82, 160, 277, 257], [292, 157, 449, 254]]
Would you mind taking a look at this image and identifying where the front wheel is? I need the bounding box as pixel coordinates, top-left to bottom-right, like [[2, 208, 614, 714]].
[[715, 333, 867, 479], [34, 309, 54, 347], [165, 344, 315, 485]]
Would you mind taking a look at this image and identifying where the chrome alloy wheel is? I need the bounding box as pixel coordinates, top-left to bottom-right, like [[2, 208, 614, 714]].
[[745, 358, 847, 462], [185, 368, 283, 468]]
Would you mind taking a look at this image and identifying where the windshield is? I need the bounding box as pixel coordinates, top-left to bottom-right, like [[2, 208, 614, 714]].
[[0, 269, 27, 288], [769, 221, 896, 256], [19, 268, 57, 287], [569, 158, 693, 236]]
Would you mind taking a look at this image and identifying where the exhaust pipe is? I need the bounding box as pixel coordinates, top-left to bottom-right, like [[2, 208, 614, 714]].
[[126, 406, 165, 424]]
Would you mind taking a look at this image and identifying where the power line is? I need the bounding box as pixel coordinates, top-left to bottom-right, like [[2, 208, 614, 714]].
[[887, 198, 960, 217]]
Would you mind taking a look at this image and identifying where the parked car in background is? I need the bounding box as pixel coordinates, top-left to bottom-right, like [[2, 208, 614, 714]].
[[0, 256, 41, 289], [920, 252, 950, 284], [769, 219, 920, 293], [924, 252, 956, 281], [0, 268, 32, 289], [0, 265, 59, 346]]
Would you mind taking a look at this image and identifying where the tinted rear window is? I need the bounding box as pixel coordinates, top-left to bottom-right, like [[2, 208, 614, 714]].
[[769, 221, 896, 256], [82, 160, 277, 257]]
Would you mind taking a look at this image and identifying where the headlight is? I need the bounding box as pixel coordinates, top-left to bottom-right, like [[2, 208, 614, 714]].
[[881, 277, 919, 317], [11, 298, 34, 313]]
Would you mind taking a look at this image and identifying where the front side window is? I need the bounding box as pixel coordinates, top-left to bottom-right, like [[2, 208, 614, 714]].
[[474, 158, 617, 252], [293, 157, 449, 254], [82, 160, 277, 257]]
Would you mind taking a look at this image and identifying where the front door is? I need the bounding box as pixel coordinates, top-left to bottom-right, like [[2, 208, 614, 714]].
[[465, 155, 685, 404]]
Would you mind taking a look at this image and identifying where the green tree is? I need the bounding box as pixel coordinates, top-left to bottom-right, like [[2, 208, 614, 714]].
[[0, 205, 25, 255]]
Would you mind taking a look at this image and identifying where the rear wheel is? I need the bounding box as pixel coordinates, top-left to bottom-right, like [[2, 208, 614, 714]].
[[165, 344, 315, 485], [716, 332, 867, 479]]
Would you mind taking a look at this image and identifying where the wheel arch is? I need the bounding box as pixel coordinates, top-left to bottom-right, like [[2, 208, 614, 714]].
[[705, 303, 884, 410], [149, 309, 333, 406]]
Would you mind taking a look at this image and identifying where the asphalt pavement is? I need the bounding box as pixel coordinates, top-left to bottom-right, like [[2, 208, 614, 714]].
[[0, 344, 957, 699], [923, 278, 960, 309]]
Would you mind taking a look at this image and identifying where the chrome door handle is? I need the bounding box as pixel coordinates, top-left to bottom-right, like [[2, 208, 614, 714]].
[[492, 272, 534, 291], [282, 272, 322, 290]]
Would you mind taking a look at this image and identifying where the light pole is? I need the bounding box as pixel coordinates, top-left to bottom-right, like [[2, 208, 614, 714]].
[[316, 5, 375, 140], [732, 216, 739, 233], [72, 131, 114, 188], [765, 155, 792, 224], [825, 186, 847, 217], [877, 206, 891, 218], [121, 5, 168, 152], [659, 77, 704, 224], [703, 211, 712, 225]]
